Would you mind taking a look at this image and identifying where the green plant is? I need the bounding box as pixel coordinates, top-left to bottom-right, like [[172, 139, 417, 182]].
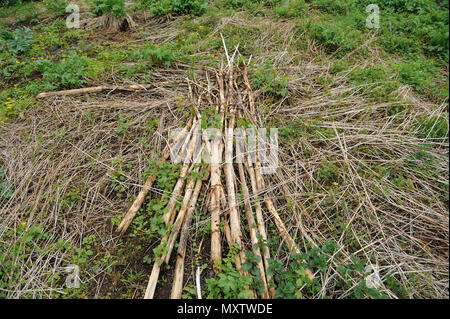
[[308, 0, 351, 15], [90, 0, 127, 18], [224, 0, 282, 10], [353, 0, 439, 14], [124, 162, 181, 246], [251, 61, 289, 98], [274, 0, 307, 18], [224, 0, 251, 9], [336, 254, 387, 299], [266, 241, 388, 299], [0, 27, 33, 54], [139, 0, 207, 17], [116, 115, 132, 136], [110, 156, 132, 197], [171, 0, 207, 14], [372, 1, 448, 59], [132, 43, 177, 67], [349, 65, 399, 100], [59, 185, 83, 211], [415, 115, 449, 140], [305, 18, 363, 55], [1, 0, 39, 8], [206, 245, 253, 299], [266, 242, 338, 298], [242, 250, 266, 297], [145, 161, 181, 190], [182, 284, 197, 299], [0, 224, 51, 298], [396, 57, 438, 92], [0, 167, 13, 200], [201, 106, 222, 129], [44, 0, 67, 16], [72, 235, 97, 265], [35, 53, 88, 90], [317, 159, 340, 186]]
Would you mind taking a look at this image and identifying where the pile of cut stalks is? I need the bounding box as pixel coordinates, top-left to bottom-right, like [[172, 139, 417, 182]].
[[115, 53, 313, 299]]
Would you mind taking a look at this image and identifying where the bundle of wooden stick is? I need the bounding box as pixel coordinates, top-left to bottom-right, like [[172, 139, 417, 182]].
[[116, 58, 313, 299]]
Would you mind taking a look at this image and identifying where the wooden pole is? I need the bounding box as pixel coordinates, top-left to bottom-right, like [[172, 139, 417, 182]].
[[35, 83, 164, 99]]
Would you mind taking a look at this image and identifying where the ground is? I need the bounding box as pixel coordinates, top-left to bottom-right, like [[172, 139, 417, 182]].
[[0, 0, 448, 299]]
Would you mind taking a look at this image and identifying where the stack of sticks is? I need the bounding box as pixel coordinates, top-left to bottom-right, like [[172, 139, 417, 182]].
[[116, 54, 313, 299]]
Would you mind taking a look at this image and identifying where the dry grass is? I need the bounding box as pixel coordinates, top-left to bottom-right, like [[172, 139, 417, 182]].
[[257, 61, 449, 298], [0, 77, 189, 298]]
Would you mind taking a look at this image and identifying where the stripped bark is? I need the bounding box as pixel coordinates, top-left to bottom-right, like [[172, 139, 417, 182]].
[[170, 177, 204, 299], [224, 121, 245, 272], [143, 179, 194, 299], [238, 162, 269, 299], [162, 120, 200, 225], [222, 214, 233, 249], [209, 71, 227, 265], [35, 83, 164, 99], [209, 140, 223, 264], [223, 73, 247, 272]]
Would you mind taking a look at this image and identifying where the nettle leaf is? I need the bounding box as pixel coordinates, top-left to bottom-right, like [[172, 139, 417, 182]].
[[242, 261, 253, 272], [0, 29, 14, 41], [1, 26, 33, 54], [237, 289, 253, 299], [267, 258, 283, 276], [283, 281, 295, 294], [245, 250, 261, 264], [250, 266, 260, 277], [218, 274, 235, 295]]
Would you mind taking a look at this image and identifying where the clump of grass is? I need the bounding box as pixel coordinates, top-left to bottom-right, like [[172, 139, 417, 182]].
[[43, 0, 67, 16], [274, 0, 307, 18], [349, 65, 399, 101], [89, 0, 136, 31], [396, 57, 439, 93], [303, 17, 364, 56], [138, 0, 207, 17]]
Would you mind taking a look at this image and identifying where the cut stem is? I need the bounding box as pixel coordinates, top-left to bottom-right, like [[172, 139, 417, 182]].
[[238, 162, 269, 299], [170, 177, 205, 299]]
